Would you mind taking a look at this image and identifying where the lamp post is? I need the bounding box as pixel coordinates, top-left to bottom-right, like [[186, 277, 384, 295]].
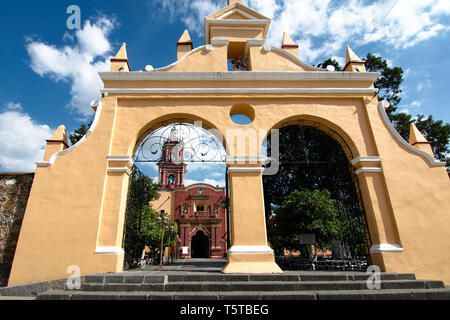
[[176, 235, 181, 260], [157, 213, 170, 271], [167, 225, 175, 263], [221, 197, 231, 250]]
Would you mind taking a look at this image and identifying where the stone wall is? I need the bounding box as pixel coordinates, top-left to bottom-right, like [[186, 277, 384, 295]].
[[0, 173, 34, 287]]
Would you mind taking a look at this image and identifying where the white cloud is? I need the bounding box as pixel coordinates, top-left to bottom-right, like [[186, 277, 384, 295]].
[[153, 0, 450, 64], [399, 99, 424, 115], [154, 0, 222, 35], [26, 17, 115, 117], [399, 109, 410, 114], [417, 78, 432, 91], [5, 102, 23, 111], [411, 100, 423, 107], [0, 105, 53, 172]]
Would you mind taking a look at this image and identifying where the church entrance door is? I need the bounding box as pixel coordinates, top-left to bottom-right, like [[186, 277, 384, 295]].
[[191, 231, 210, 258]]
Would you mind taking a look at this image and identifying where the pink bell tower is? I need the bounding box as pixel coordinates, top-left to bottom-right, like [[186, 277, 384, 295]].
[[157, 127, 187, 189]]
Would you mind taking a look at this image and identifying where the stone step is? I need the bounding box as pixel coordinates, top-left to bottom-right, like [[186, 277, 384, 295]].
[[75, 279, 443, 293], [83, 272, 417, 285], [37, 288, 450, 301], [0, 296, 36, 301]]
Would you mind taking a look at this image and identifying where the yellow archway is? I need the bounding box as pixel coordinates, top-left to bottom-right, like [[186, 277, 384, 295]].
[[8, 0, 450, 286]]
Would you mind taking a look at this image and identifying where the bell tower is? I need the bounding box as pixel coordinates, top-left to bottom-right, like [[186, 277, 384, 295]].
[[157, 127, 187, 189]]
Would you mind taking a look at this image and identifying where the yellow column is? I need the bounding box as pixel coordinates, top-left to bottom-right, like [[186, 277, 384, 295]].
[[222, 165, 282, 274], [354, 161, 403, 270], [95, 157, 133, 271]]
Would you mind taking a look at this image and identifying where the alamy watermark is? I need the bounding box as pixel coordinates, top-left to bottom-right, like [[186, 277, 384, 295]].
[[66, 5, 81, 30], [366, 265, 381, 290], [66, 265, 81, 290]]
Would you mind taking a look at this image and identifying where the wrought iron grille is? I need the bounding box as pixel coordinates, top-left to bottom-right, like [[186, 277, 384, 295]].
[[134, 122, 226, 163], [264, 123, 372, 271], [123, 166, 150, 266]]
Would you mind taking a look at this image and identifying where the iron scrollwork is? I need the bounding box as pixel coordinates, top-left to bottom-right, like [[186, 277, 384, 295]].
[[134, 123, 226, 163]]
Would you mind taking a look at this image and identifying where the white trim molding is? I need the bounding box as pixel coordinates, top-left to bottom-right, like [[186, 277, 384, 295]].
[[99, 71, 380, 82], [269, 47, 323, 71], [378, 101, 446, 167], [101, 88, 379, 95], [210, 39, 230, 46], [228, 245, 274, 255], [217, 8, 259, 20], [228, 167, 265, 173], [351, 156, 381, 166], [150, 45, 212, 72], [108, 156, 134, 167], [95, 247, 125, 255], [35, 102, 103, 168], [355, 167, 383, 175], [205, 19, 271, 43], [108, 167, 132, 176], [370, 244, 404, 253], [226, 156, 269, 164]]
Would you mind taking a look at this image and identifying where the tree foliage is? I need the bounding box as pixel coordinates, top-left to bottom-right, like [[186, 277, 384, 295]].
[[317, 58, 342, 71], [269, 189, 341, 255], [123, 168, 163, 262], [69, 122, 93, 146], [317, 54, 449, 166], [365, 53, 404, 113]]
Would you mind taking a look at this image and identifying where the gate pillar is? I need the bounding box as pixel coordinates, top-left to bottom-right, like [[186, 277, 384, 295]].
[[353, 160, 403, 270], [95, 157, 133, 270], [222, 164, 283, 274]]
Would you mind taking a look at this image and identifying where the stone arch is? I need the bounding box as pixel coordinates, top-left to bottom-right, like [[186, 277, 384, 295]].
[[190, 225, 211, 238], [260, 113, 402, 267]]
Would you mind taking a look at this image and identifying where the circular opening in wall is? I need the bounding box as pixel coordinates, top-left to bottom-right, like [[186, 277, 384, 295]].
[[230, 103, 255, 125]]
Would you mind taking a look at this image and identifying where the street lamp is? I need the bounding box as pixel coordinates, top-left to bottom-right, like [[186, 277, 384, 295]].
[[157, 213, 170, 271], [167, 225, 175, 263], [221, 197, 231, 250]]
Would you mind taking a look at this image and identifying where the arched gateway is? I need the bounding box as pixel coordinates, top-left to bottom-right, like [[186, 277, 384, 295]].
[[8, 0, 450, 286]]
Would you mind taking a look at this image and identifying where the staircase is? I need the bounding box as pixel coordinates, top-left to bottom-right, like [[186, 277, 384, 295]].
[[3, 260, 449, 300], [36, 271, 450, 300]]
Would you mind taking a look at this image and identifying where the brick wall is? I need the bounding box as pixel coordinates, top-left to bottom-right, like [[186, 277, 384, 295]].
[[0, 173, 34, 287]]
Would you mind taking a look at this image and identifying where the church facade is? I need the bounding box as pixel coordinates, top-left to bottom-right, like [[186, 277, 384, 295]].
[[151, 130, 227, 259]]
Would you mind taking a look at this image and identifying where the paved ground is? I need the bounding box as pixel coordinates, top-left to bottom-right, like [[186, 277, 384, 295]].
[[125, 259, 228, 274]]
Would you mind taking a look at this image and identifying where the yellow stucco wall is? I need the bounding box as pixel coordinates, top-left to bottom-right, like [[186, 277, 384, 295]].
[[151, 190, 175, 220]]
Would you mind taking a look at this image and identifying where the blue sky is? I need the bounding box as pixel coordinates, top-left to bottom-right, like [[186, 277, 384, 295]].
[[1, 0, 449, 183]]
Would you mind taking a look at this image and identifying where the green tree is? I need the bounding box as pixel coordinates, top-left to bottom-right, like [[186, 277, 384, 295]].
[[136, 206, 178, 258], [317, 54, 450, 166], [389, 113, 450, 166], [123, 168, 161, 263], [317, 58, 342, 71], [269, 190, 341, 256], [69, 121, 93, 146], [365, 53, 404, 114]]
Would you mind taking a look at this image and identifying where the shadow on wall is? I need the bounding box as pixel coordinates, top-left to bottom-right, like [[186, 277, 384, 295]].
[[0, 173, 34, 287]]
